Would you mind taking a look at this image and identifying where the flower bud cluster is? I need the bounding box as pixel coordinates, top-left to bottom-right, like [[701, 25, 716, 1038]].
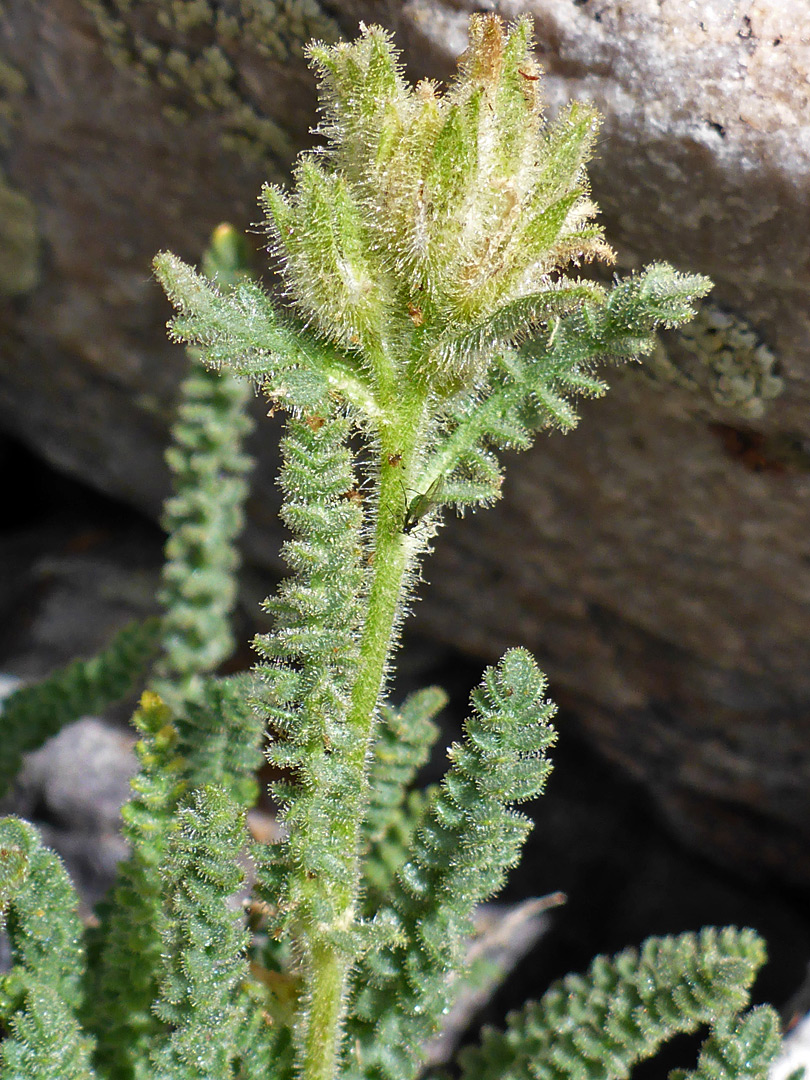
[[264, 15, 613, 390]]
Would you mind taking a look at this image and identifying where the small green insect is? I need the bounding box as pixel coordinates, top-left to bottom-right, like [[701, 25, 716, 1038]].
[[403, 476, 443, 534]]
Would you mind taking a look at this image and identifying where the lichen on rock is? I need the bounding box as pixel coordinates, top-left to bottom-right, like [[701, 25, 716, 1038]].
[[644, 303, 783, 420], [0, 52, 38, 295], [78, 0, 341, 164], [0, 56, 26, 141], [0, 168, 38, 296]]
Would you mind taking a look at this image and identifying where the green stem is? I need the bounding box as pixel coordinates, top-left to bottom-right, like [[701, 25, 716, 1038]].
[[302, 942, 349, 1080], [300, 387, 430, 1080]]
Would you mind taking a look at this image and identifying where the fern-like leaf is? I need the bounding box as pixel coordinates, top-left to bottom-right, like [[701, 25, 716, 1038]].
[[253, 415, 366, 942], [176, 674, 265, 809], [232, 979, 296, 1080], [149, 786, 250, 1079], [153, 359, 253, 714], [360, 687, 445, 912], [347, 649, 556, 1080], [672, 1006, 782, 1080], [83, 693, 186, 1080], [362, 788, 433, 919], [422, 283, 604, 389], [153, 253, 372, 414], [520, 263, 713, 370], [363, 688, 445, 850], [0, 818, 96, 1079], [417, 263, 713, 517], [458, 927, 769, 1080], [0, 985, 97, 1080], [153, 225, 254, 723]]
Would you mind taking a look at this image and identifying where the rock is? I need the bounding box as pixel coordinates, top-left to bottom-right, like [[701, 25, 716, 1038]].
[[0, 714, 137, 908], [0, 0, 809, 886], [0, 440, 163, 679], [771, 1010, 810, 1080]]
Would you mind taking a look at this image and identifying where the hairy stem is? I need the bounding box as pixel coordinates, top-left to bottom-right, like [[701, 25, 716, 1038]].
[[300, 387, 430, 1080]]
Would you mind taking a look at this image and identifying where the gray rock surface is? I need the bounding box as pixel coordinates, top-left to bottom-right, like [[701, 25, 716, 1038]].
[[0, 709, 137, 909], [772, 1007, 810, 1080], [1, 0, 809, 884]]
